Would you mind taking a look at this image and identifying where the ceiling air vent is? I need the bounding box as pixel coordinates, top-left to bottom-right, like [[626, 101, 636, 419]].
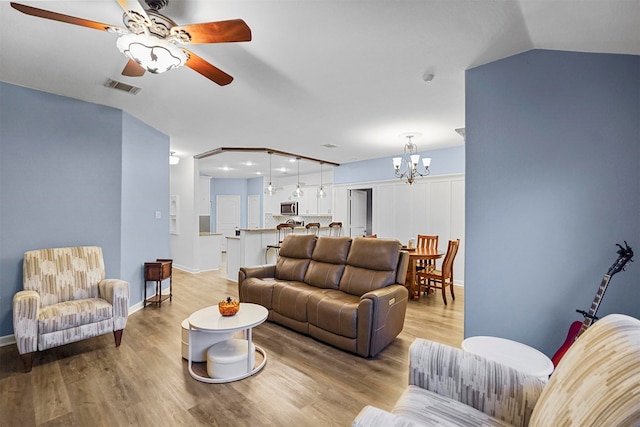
[[104, 78, 142, 95]]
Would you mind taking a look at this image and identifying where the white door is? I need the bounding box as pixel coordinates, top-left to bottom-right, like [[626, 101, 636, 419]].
[[349, 190, 367, 237], [216, 195, 240, 238], [247, 195, 260, 229]]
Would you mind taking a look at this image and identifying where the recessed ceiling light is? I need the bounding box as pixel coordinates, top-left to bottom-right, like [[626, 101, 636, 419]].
[[245, 161, 254, 166], [289, 158, 296, 163], [222, 166, 230, 171]]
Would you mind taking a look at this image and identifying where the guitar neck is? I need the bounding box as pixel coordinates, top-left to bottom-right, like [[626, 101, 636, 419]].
[[578, 274, 611, 337]]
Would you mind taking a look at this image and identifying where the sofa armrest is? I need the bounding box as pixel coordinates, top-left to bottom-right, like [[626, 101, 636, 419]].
[[12, 290, 40, 355], [359, 285, 408, 357], [353, 405, 423, 427], [238, 264, 276, 283], [409, 339, 545, 427], [99, 279, 130, 330]]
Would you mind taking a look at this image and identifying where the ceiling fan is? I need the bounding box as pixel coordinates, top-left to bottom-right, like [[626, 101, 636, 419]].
[[10, 0, 252, 86]]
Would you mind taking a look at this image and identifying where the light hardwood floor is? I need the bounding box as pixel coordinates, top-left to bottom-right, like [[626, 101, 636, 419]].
[[0, 262, 463, 427]]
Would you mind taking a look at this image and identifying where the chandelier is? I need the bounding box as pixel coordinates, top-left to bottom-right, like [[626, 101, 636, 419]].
[[392, 134, 431, 185]]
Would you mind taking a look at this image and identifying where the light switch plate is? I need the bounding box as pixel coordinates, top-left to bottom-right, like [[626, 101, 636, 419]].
[[155, 210, 161, 219]]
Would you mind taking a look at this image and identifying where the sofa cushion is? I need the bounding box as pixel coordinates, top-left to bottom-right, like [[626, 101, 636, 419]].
[[272, 281, 320, 322], [38, 298, 113, 334], [339, 238, 401, 296], [307, 290, 360, 339], [23, 246, 105, 306], [345, 237, 401, 271], [304, 237, 352, 289], [275, 234, 317, 282], [392, 385, 513, 426]]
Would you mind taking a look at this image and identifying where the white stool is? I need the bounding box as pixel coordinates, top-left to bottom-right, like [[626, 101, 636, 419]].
[[181, 319, 234, 362], [206, 339, 256, 380]]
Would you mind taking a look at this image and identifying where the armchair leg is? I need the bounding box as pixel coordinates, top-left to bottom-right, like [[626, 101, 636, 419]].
[[114, 330, 123, 347], [20, 352, 34, 373]]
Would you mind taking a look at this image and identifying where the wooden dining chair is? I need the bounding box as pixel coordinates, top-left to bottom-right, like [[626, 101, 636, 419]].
[[417, 239, 459, 305], [328, 222, 342, 237], [305, 222, 320, 235], [265, 223, 294, 262], [416, 234, 438, 273]]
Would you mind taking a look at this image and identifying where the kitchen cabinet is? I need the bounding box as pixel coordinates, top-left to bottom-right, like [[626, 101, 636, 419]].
[[318, 184, 332, 214], [297, 185, 317, 215]]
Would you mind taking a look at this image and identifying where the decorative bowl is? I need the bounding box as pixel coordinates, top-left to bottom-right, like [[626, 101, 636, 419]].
[[218, 298, 240, 316]]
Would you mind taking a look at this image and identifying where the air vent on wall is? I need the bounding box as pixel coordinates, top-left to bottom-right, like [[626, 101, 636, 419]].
[[104, 78, 142, 95]]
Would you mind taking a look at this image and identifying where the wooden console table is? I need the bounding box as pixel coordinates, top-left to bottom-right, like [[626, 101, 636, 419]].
[[144, 259, 173, 307]]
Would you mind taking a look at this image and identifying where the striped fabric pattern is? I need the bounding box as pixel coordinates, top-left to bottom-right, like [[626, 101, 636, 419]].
[[530, 314, 640, 427], [407, 340, 544, 427], [13, 246, 129, 355], [393, 386, 514, 426], [353, 314, 640, 427]]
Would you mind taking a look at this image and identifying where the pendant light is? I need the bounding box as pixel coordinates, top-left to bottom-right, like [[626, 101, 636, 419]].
[[316, 163, 327, 199], [264, 152, 275, 195], [292, 158, 304, 198]]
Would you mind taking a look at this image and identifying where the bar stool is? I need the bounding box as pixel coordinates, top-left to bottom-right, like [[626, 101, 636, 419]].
[[305, 222, 320, 235], [328, 222, 342, 237], [265, 223, 294, 262]]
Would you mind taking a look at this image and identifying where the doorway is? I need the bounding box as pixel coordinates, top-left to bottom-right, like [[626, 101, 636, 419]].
[[216, 195, 240, 238], [349, 188, 372, 237]]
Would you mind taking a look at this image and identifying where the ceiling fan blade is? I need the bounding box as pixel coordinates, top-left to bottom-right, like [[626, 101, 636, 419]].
[[122, 59, 146, 77], [183, 49, 233, 86], [10, 2, 118, 32], [173, 19, 252, 44]]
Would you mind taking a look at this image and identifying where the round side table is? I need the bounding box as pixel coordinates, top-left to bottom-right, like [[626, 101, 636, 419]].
[[462, 336, 554, 381]]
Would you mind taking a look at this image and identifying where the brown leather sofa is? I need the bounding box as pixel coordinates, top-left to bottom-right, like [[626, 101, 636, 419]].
[[238, 234, 409, 358]]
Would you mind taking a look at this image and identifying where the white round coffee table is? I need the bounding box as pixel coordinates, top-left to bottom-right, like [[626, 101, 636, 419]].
[[462, 336, 554, 381], [188, 303, 268, 383]]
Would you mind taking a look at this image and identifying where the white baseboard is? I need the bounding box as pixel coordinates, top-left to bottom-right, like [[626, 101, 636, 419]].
[[0, 334, 16, 347]]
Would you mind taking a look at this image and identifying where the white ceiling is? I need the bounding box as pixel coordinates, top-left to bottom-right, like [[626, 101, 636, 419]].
[[1, 1, 639, 178]]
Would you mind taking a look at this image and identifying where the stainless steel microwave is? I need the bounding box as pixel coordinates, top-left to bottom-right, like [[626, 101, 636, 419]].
[[280, 201, 298, 215]]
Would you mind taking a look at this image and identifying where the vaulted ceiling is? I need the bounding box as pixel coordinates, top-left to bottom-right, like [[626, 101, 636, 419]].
[[1, 1, 638, 178]]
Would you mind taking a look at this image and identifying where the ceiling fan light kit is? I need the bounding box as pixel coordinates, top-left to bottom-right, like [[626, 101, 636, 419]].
[[117, 33, 187, 74]]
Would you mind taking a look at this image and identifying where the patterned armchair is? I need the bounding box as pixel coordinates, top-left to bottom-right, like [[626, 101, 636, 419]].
[[353, 314, 640, 426], [13, 246, 129, 372]]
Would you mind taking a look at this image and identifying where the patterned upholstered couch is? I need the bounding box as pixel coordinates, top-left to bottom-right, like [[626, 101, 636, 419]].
[[238, 234, 409, 358], [353, 314, 640, 426], [13, 246, 129, 372]]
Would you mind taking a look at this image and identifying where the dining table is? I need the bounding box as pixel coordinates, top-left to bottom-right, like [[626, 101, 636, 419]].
[[403, 246, 444, 300]]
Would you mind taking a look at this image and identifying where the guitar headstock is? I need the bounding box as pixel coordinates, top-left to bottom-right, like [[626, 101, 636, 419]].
[[609, 241, 634, 276]]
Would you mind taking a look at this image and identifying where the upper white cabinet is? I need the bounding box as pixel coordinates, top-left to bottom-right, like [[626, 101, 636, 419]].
[[198, 176, 211, 216]]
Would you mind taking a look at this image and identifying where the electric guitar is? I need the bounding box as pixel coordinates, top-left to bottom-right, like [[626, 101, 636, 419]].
[[551, 241, 634, 367]]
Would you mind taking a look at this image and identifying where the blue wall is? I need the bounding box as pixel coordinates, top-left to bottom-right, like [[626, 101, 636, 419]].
[[210, 176, 265, 230], [465, 50, 640, 357], [334, 145, 465, 184], [121, 113, 171, 304], [0, 82, 170, 337]]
